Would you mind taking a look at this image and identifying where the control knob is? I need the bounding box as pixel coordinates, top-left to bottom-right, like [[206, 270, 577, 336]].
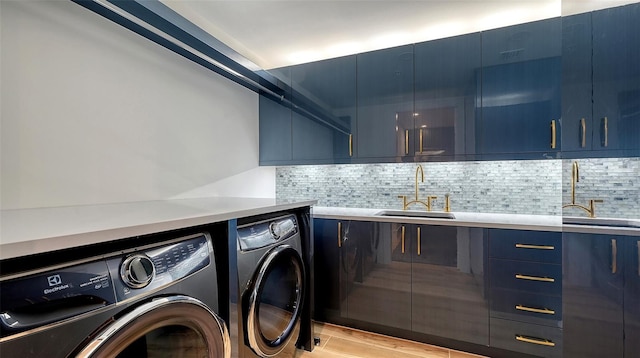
[[120, 254, 155, 288]]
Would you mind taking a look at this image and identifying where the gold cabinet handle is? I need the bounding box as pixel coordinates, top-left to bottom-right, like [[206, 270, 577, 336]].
[[405, 129, 409, 155], [515, 305, 556, 315], [637, 241, 640, 277], [337, 222, 342, 248], [515, 335, 556, 347], [419, 128, 424, 153], [350, 134, 354, 156], [417, 227, 421, 256], [580, 118, 586, 148], [611, 238, 617, 274], [515, 274, 555, 283], [550, 119, 557, 149], [515, 244, 555, 250], [401, 226, 406, 254], [601, 117, 608, 147]]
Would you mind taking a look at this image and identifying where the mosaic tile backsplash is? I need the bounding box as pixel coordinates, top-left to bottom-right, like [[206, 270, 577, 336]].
[[276, 158, 639, 218]]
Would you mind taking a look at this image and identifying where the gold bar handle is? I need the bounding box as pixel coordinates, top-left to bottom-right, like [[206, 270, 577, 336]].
[[515, 274, 555, 283], [611, 238, 617, 274], [405, 129, 409, 155], [419, 128, 424, 153], [515, 305, 556, 315], [637, 241, 640, 277], [337, 222, 342, 248], [401, 226, 406, 254], [417, 227, 421, 256], [580, 118, 586, 148], [350, 134, 354, 156], [601, 117, 608, 147], [515, 244, 555, 250], [515, 335, 556, 347], [550, 119, 557, 149]]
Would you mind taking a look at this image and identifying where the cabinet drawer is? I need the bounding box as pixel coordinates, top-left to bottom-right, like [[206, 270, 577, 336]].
[[490, 318, 562, 358], [490, 259, 561, 295], [491, 288, 562, 326], [489, 229, 561, 263]]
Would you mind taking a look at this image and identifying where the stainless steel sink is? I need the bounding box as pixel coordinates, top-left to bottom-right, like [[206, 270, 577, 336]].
[[375, 210, 456, 219], [562, 216, 640, 228]]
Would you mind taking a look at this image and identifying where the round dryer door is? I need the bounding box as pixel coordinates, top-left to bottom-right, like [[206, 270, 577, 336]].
[[246, 245, 305, 357], [75, 295, 230, 358]]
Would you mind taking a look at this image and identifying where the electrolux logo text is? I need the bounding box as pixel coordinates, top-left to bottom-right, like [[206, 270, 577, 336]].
[[44, 274, 70, 294]]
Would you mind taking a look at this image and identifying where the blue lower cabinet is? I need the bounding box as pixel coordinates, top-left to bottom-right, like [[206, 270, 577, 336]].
[[563, 233, 624, 357], [490, 259, 562, 295], [491, 288, 562, 327], [490, 318, 563, 358], [625, 238, 640, 357]]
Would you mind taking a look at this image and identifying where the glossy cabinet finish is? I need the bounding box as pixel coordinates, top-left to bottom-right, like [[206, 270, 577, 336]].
[[291, 55, 356, 162], [404, 224, 489, 345], [489, 229, 563, 357], [478, 18, 562, 158], [259, 94, 292, 163], [563, 233, 640, 358], [592, 3, 640, 156], [356, 45, 414, 159], [413, 33, 481, 159], [562, 4, 640, 157]]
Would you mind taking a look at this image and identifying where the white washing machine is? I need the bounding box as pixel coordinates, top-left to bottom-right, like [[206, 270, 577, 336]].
[[0, 231, 230, 358]]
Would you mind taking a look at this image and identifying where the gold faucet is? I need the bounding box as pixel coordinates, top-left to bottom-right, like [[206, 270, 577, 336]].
[[399, 164, 438, 211], [562, 161, 603, 218]]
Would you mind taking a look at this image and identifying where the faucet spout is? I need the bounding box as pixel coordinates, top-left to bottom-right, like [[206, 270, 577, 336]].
[[415, 164, 425, 201]]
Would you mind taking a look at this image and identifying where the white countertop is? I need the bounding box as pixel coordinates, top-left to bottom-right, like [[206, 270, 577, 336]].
[[1, 197, 316, 260], [312, 207, 640, 236]]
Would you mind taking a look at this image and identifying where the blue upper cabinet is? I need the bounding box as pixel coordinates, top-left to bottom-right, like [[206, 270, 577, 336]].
[[357, 45, 414, 159], [414, 33, 480, 160], [478, 18, 562, 159], [291, 55, 356, 163], [562, 12, 593, 154], [592, 3, 640, 156], [259, 67, 292, 165]]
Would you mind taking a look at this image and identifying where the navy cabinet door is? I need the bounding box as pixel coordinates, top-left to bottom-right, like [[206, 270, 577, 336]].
[[625, 237, 640, 358], [291, 55, 356, 162], [414, 33, 480, 159], [357, 45, 413, 159], [592, 3, 640, 156], [562, 12, 594, 154], [259, 94, 292, 164], [478, 18, 562, 158], [410, 225, 489, 345], [563, 233, 624, 357]]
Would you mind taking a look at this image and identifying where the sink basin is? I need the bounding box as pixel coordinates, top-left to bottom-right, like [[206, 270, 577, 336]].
[[375, 210, 456, 219], [563, 216, 640, 228]]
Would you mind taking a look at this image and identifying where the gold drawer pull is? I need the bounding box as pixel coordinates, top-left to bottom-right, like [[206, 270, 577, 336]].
[[515, 274, 555, 283], [550, 119, 557, 149], [337, 222, 342, 248], [515, 305, 556, 315], [515, 335, 556, 347], [515, 244, 555, 250]]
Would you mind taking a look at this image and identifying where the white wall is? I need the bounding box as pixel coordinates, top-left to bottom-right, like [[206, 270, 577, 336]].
[[1, 0, 275, 210]]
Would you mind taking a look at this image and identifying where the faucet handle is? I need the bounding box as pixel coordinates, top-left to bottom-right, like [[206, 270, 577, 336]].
[[398, 195, 408, 211], [426, 196, 438, 212], [444, 194, 451, 213], [588, 199, 604, 218]]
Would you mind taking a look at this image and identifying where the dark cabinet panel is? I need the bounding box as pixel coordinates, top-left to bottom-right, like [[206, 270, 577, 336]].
[[414, 33, 481, 159], [592, 3, 640, 155], [625, 238, 640, 357], [563, 233, 624, 357], [562, 12, 594, 153], [490, 318, 562, 358], [291, 55, 356, 162], [490, 288, 562, 327], [356, 45, 414, 159], [490, 258, 562, 295], [478, 18, 562, 158], [259, 95, 292, 163], [407, 225, 489, 345], [489, 229, 562, 264]]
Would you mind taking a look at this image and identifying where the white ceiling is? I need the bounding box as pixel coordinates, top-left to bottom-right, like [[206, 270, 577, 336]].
[[160, 0, 637, 70]]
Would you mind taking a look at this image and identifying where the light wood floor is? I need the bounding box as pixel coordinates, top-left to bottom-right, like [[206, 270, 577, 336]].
[[294, 322, 488, 358]]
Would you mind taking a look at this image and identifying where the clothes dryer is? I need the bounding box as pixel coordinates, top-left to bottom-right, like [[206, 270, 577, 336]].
[[0, 232, 230, 358]]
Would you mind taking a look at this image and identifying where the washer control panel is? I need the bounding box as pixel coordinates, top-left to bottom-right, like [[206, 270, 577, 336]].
[[238, 215, 298, 251], [108, 234, 210, 302]]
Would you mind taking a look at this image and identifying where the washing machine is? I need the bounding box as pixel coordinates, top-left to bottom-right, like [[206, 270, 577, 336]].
[[0, 231, 230, 358], [234, 212, 312, 358]]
